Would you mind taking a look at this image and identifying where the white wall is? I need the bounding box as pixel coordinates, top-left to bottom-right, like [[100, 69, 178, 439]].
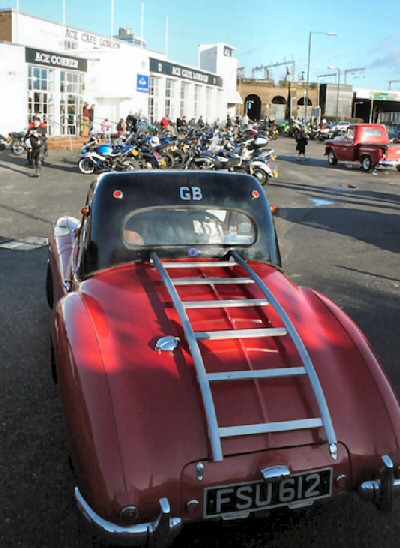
[[0, 43, 27, 134]]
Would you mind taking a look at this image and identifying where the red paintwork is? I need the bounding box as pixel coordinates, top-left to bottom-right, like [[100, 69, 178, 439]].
[[325, 124, 400, 167], [49, 225, 400, 526]]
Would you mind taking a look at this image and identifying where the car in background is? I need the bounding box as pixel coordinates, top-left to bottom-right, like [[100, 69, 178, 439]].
[[333, 121, 351, 135]]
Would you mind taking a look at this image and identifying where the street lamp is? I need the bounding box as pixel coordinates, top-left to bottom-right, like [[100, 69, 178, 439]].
[[328, 65, 341, 121], [305, 31, 338, 123]]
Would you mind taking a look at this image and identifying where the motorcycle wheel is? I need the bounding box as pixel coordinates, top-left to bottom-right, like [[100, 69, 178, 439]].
[[253, 167, 269, 185], [12, 141, 25, 155], [78, 158, 95, 174], [163, 153, 175, 169]]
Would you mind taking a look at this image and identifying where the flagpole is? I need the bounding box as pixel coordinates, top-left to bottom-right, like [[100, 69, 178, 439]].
[[165, 15, 168, 57], [63, 0, 66, 26], [111, 0, 114, 38], [141, 0, 144, 47]]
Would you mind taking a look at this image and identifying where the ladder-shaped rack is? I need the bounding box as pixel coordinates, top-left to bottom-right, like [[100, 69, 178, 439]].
[[150, 252, 338, 462]]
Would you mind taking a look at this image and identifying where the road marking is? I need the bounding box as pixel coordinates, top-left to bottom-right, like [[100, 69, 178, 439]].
[[0, 236, 48, 251]]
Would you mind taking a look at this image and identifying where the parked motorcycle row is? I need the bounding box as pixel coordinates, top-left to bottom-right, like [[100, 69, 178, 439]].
[[0, 131, 25, 155], [78, 128, 279, 186]]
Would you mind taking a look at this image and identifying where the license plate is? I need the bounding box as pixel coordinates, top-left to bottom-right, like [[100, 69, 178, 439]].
[[204, 468, 332, 518], [273, 169, 278, 177]]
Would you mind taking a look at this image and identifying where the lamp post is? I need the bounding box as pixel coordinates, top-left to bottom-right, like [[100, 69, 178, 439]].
[[328, 65, 340, 121], [305, 31, 338, 124]]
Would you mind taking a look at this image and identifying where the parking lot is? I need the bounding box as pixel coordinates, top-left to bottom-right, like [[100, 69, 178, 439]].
[[1, 137, 399, 547]]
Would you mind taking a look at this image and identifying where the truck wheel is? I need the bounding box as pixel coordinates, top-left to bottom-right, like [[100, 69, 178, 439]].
[[361, 155, 372, 172], [327, 149, 338, 166], [396, 166, 400, 172]]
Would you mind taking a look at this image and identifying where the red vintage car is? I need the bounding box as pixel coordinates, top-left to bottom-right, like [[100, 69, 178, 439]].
[[325, 123, 400, 172], [47, 171, 400, 546]]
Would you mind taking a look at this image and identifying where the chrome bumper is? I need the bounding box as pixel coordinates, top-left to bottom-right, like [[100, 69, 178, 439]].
[[359, 455, 400, 511], [75, 487, 183, 547], [379, 159, 400, 167]]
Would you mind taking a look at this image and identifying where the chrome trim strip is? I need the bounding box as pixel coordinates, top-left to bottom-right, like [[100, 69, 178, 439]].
[[194, 327, 287, 340], [74, 488, 182, 546], [208, 367, 306, 382], [162, 261, 237, 268], [219, 418, 323, 438], [183, 298, 270, 309], [231, 251, 338, 460], [151, 252, 224, 462], [172, 277, 254, 285]]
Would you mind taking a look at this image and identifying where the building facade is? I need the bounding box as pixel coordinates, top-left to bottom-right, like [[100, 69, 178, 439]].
[[0, 9, 239, 136]]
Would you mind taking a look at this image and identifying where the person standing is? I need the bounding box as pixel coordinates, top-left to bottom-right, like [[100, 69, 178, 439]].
[[101, 118, 112, 140], [82, 102, 90, 137], [24, 116, 47, 177], [89, 104, 95, 133], [126, 111, 137, 133], [117, 118, 126, 136], [295, 125, 309, 160]]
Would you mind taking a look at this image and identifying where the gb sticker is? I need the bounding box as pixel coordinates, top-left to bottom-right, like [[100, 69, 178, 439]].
[[179, 186, 202, 200]]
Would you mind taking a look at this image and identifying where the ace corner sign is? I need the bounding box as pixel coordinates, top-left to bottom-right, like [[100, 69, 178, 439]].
[[137, 74, 149, 93]]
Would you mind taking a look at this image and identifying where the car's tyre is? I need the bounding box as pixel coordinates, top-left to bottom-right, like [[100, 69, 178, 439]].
[[327, 149, 338, 166], [46, 262, 54, 309], [253, 167, 268, 185], [12, 141, 25, 155], [361, 155, 373, 172], [78, 158, 95, 174]]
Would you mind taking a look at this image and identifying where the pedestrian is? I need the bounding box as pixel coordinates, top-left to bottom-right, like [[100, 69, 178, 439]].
[[135, 110, 148, 133], [197, 115, 205, 129], [126, 111, 137, 133], [89, 104, 95, 133], [117, 118, 126, 136], [295, 125, 309, 160], [82, 102, 90, 137], [24, 115, 47, 177], [161, 114, 170, 130], [101, 118, 112, 140]]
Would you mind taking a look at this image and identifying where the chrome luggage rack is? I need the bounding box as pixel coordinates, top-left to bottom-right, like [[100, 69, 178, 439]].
[[150, 252, 338, 462]]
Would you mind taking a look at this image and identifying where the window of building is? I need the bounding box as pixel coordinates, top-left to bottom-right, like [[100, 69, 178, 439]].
[[149, 76, 160, 124], [180, 82, 188, 118], [27, 66, 53, 127], [60, 70, 84, 136], [165, 79, 174, 117], [194, 84, 201, 118]]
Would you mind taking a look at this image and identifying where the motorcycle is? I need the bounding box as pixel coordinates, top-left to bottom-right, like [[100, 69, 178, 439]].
[[0, 132, 25, 154], [9, 132, 25, 155]]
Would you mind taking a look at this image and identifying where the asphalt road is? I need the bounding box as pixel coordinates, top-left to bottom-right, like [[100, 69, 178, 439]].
[[0, 138, 399, 547]]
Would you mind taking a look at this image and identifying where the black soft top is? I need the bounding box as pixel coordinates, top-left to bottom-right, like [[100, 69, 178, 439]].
[[79, 171, 281, 277]]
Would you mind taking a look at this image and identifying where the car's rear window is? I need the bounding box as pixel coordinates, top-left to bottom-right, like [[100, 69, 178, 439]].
[[362, 128, 384, 138], [122, 207, 256, 248]]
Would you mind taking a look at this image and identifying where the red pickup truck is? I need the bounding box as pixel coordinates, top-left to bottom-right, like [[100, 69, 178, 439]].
[[325, 124, 400, 172]]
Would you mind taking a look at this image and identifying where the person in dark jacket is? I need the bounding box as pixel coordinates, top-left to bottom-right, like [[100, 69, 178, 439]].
[[295, 125, 309, 160], [24, 116, 47, 177], [126, 111, 137, 133]]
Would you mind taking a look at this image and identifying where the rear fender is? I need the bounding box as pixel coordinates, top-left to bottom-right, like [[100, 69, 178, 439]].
[[309, 288, 400, 452], [52, 293, 129, 520]]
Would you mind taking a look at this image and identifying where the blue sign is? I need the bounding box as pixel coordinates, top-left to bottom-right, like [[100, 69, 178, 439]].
[[137, 74, 149, 93]]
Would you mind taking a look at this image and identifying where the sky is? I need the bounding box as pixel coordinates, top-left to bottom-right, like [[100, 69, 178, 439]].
[[1, 0, 400, 91]]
